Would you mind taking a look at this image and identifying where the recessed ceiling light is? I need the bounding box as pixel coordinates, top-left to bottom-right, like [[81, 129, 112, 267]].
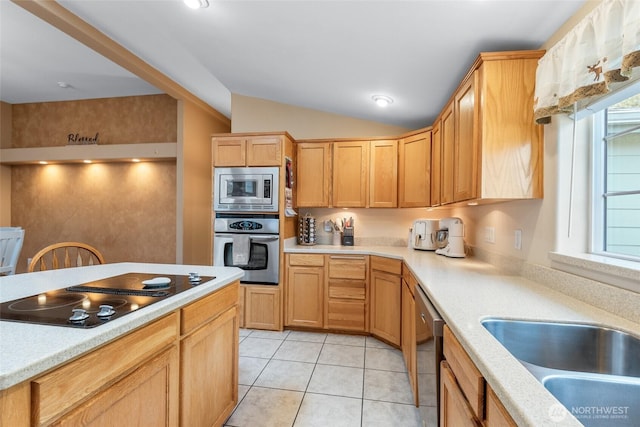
[[372, 95, 393, 107], [184, 0, 209, 9]]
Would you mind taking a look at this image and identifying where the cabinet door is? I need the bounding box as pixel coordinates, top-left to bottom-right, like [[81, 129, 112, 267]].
[[431, 122, 442, 207], [398, 132, 431, 207], [332, 141, 369, 207], [181, 307, 239, 427], [401, 279, 417, 404], [213, 136, 247, 166], [244, 286, 282, 330], [370, 270, 401, 346], [57, 347, 179, 427], [370, 139, 398, 208], [454, 71, 479, 202], [296, 142, 331, 207], [485, 386, 517, 427], [286, 265, 325, 328], [441, 103, 455, 205], [246, 135, 282, 166], [441, 361, 482, 427]]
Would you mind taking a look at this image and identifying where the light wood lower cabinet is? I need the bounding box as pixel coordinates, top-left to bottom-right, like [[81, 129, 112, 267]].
[[369, 256, 402, 346], [401, 265, 417, 403], [326, 255, 368, 332], [244, 285, 282, 330], [4, 282, 239, 427], [285, 254, 325, 328], [442, 325, 517, 427]]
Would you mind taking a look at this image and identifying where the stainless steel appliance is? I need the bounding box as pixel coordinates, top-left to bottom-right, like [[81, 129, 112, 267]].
[[214, 167, 279, 212], [411, 219, 439, 251], [416, 285, 445, 427], [213, 213, 279, 285], [0, 273, 213, 328]]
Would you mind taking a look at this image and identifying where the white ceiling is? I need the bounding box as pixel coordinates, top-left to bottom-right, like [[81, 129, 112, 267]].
[[1, 0, 586, 129]]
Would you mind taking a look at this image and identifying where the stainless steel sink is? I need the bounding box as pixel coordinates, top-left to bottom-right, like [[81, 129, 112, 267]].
[[542, 375, 639, 427], [481, 319, 640, 426], [481, 318, 640, 377]]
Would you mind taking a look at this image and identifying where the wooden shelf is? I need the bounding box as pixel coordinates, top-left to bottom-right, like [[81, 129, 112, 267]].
[[0, 142, 177, 165]]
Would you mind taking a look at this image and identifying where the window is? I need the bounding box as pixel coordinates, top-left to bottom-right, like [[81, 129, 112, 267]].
[[592, 91, 640, 261]]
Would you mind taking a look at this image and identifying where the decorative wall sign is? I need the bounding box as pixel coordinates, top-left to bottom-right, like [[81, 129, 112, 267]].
[[68, 133, 99, 145]]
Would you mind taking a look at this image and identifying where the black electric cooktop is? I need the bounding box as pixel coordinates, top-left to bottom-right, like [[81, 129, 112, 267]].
[[0, 273, 214, 329]]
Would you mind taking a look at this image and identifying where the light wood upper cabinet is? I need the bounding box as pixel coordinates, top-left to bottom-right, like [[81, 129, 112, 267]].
[[441, 102, 455, 205], [442, 50, 544, 204], [454, 72, 479, 202], [430, 124, 442, 207], [213, 134, 283, 167], [296, 142, 331, 207], [370, 139, 398, 208], [332, 141, 369, 208], [398, 131, 431, 208]]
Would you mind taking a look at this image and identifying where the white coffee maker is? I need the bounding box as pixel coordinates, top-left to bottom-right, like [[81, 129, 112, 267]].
[[435, 217, 466, 258]]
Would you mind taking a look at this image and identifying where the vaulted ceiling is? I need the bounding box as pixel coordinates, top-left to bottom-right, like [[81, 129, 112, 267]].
[[1, 0, 586, 129]]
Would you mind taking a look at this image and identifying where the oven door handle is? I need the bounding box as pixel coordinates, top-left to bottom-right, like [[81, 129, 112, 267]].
[[249, 236, 279, 243]]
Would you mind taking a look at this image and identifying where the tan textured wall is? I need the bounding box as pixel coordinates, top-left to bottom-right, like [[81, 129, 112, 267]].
[[231, 94, 410, 139], [11, 94, 177, 148], [178, 100, 230, 265], [12, 161, 176, 273]]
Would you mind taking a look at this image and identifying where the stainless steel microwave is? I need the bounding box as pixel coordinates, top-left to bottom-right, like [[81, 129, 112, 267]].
[[214, 167, 279, 212]]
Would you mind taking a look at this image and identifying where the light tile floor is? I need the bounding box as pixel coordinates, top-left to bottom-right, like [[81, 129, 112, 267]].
[[225, 329, 423, 427]]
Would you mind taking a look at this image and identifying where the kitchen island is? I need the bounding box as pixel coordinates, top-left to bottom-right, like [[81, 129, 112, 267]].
[[284, 241, 640, 427], [0, 262, 243, 427]]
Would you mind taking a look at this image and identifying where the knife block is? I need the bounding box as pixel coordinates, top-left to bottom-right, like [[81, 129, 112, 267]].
[[342, 227, 354, 246]]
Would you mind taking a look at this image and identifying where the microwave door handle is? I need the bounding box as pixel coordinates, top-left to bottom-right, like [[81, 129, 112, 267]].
[[249, 236, 279, 243]]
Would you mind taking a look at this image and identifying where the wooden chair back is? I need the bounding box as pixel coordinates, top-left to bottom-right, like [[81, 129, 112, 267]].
[[27, 242, 105, 272], [0, 227, 25, 275]]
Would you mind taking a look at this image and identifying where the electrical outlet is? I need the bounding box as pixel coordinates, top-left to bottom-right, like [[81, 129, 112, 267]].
[[514, 229, 522, 250], [27, 257, 32, 268], [484, 227, 495, 244]]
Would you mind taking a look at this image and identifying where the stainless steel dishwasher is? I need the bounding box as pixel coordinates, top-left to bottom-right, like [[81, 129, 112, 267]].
[[415, 285, 445, 427]]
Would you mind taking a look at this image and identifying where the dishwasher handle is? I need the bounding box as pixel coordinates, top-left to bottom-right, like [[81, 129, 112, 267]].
[[416, 286, 445, 337]]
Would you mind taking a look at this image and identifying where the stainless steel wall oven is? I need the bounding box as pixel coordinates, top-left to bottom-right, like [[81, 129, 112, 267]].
[[213, 213, 279, 285]]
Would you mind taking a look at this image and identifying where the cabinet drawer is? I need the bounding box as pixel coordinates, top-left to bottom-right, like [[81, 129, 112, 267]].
[[371, 256, 402, 275], [181, 281, 239, 335], [328, 255, 367, 279], [443, 326, 485, 420], [328, 280, 365, 300], [33, 314, 178, 426], [288, 253, 325, 267], [327, 300, 366, 331]]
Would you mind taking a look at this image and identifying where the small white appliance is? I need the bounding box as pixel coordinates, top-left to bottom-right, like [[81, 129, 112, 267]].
[[214, 167, 279, 212], [435, 217, 466, 258], [411, 219, 439, 251]]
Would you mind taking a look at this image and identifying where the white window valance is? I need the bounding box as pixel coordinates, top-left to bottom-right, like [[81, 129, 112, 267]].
[[534, 0, 640, 124]]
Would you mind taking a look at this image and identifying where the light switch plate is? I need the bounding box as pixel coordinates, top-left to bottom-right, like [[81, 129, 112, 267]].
[[514, 229, 522, 250], [485, 227, 495, 244]]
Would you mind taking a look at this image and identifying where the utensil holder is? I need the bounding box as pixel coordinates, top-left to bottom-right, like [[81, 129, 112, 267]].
[[342, 227, 354, 246]]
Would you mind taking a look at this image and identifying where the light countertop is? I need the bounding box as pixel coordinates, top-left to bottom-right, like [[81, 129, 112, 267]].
[[0, 263, 243, 390], [285, 241, 640, 427]]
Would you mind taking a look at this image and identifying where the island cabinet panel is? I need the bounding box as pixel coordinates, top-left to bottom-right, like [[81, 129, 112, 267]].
[[369, 256, 402, 346], [32, 313, 179, 426], [286, 254, 325, 328], [0, 382, 30, 427], [332, 141, 369, 208], [180, 306, 238, 427], [296, 142, 331, 207], [326, 255, 369, 332], [398, 131, 431, 208], [54, 347, 179, 427], [181, 281, 239, 335], [369, 139, 398, 208]]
